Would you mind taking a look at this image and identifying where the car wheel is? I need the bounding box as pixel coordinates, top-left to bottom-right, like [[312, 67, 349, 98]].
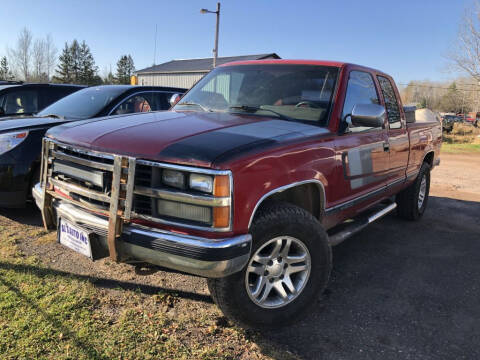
[[207, 201, 332, 328], [396, 162, 431, 221]]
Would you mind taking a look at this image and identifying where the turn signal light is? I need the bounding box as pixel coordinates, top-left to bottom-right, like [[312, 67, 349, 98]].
[[214, 175, 230, 197], [213, 206, 230, 228]]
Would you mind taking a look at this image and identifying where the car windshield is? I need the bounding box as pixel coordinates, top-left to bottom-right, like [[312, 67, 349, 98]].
[[173, 64, 338, 124], [37, 86, 127, 119]]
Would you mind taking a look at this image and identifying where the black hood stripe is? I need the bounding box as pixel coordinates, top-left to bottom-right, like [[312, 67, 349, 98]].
[[159, 119, 330, 165]]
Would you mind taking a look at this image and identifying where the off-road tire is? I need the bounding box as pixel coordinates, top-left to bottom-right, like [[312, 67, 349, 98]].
[[207, 201, 332, 328], [396, 162, 431, 221]]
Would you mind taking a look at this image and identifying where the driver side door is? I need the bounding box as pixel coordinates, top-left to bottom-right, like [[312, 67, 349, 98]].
[[332, 70, 389, 212]]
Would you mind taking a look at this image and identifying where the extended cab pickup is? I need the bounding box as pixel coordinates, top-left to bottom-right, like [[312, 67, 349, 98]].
[[33, 60, 441, 328]]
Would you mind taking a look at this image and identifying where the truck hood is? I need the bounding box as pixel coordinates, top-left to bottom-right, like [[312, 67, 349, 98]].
[[0, 116, 66, 134], [47, 111, 331, 167]]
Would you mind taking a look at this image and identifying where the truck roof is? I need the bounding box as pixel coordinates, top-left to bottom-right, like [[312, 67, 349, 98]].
[[220, 59, 387, 76]]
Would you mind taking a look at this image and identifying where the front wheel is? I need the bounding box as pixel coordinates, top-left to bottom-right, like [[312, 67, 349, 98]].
[[208, 202, 332, 328]]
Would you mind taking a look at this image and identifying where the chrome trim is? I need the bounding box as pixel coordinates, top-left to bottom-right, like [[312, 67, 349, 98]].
[[47, 139, 233, 232], [50, 178, 111, 203], [51, 150, 114, 172], [325, 186, 385, 214], [53, 140, 115, 160], [328, 202, 397, 246], [136, 159, 231, 175], [131, 212, 232, 232], [326, 176, 406, 215], [33, 188, 251, 278], [124, 226, 250, 249], [248, 179, 327, 229], [134, 160, 233, 232], [368, 202, 397, 223], [134, 186, 230, 207], [107, 90, 177, 116], [107, 155, 123, 260], [124, 157, 136, 221]]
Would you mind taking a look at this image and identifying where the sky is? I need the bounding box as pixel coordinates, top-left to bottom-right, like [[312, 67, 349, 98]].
[[0, 0, 473, 84]]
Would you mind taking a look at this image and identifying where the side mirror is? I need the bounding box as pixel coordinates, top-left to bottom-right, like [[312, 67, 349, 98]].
[[350, 103, 386, 128], [0, 106, 4, 116], [169, 93, 182, 108]]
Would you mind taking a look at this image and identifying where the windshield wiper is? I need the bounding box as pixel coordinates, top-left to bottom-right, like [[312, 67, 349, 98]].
[[35, 114, 65, 120], [228, 105, 295, 121], [177, 102, 212, 112]]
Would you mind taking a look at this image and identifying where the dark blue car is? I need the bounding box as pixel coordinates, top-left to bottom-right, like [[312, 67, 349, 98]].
[[0, 85, 186, 207]]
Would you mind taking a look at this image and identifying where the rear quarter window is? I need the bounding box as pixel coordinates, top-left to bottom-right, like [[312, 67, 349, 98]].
[[377, 76, 402, 129]]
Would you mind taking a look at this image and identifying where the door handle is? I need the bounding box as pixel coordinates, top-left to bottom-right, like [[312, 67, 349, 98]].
[[383, 142, 390, 152]]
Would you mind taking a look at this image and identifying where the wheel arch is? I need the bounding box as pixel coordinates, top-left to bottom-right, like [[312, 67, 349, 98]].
[[247, 180, 326, 229], [422, 151, 435, 167]]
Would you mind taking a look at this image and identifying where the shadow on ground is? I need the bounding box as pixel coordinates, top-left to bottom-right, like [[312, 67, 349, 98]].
[[254, 196, 480, 359], [2, 197, 479, 359], [0, 202, 43, 226], [0, 261, 213, 304]]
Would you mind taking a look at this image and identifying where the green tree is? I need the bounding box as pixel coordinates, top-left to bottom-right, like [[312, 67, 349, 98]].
[[438, 82, 470, 113], [53, 42, 73, 83], [78, 41, 98, 85], [53, 40, 99, 85], [0, 56, 14, 80], [115, 55, 135, 84]]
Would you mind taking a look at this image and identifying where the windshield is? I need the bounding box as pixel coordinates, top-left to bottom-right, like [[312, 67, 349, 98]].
[[37, 86, 127, 119], [173, 64, 338, 124]]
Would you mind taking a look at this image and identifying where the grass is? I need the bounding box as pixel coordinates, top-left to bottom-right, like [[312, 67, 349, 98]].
[[0, 219, 293, 360], [441, 143, 480, 153], [442, 123, 480, 153]]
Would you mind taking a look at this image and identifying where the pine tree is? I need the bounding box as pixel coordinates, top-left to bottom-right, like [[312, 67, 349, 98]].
[[53, 42, 73, 83], [116, 55, 135, 84], [53, 40, 99, 85], [0, 56, 14, 80], [78, 41, 97, 85], [70, 40, 81, 82]]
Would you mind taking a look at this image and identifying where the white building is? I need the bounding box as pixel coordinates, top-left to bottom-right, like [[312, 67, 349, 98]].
[[135, 53, 280, 89]]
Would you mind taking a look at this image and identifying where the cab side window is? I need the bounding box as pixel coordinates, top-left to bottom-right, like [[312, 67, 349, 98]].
[[377, 76, 401, 129], [342, 71, 380, 133], [113, 94, 152, 115], [151, 92, 172, 110]]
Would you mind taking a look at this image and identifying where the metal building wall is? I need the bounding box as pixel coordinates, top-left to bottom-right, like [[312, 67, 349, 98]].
[[137, 72, 206, 89]]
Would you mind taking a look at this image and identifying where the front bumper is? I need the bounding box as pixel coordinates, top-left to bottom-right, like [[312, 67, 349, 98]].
[[33, 183, 251, 278]]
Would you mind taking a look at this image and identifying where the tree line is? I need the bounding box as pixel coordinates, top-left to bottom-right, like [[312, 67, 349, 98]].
[[400, 80, 479, 114], [1, 27, 135, 85]]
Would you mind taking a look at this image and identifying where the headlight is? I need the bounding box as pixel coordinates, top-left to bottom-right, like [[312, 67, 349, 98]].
[[0, 131, 29, 155], [162, 169, 185, 189], [189, 174, 213, 193]]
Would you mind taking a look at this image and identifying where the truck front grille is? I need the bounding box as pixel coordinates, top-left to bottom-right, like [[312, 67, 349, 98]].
[[42, 139, 232, 232], [46, 142, 118, 213]]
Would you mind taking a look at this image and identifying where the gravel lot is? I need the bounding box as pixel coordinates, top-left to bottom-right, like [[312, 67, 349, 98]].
[[1, 152, 479, 359]]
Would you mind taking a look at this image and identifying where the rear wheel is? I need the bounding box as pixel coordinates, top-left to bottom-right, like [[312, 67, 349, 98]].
[[207, 202, 332, 328], [396, 162, 431, 220]]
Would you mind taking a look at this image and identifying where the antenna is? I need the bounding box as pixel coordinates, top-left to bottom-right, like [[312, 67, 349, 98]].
[[153, 24, 157, 66]]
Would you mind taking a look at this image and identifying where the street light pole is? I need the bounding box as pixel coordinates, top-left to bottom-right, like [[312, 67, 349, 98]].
[[201, 2, 221, 68]]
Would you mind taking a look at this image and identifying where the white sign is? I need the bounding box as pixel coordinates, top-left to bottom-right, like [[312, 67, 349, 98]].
[[58, 219, 92, 258]]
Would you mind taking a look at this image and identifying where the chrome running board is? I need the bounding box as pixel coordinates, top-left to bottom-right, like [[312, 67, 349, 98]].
[[328, 202, 397, 246]]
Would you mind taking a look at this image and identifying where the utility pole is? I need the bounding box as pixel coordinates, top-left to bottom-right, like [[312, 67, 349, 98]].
[[201, 2, 221, 68], [153, 24, 157, 66]]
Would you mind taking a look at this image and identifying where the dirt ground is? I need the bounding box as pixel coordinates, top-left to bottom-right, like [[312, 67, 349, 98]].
[[1, 151, 479, 359]]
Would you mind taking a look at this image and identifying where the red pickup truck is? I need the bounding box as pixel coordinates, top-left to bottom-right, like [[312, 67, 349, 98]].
[[34, 60, 441, 328]]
